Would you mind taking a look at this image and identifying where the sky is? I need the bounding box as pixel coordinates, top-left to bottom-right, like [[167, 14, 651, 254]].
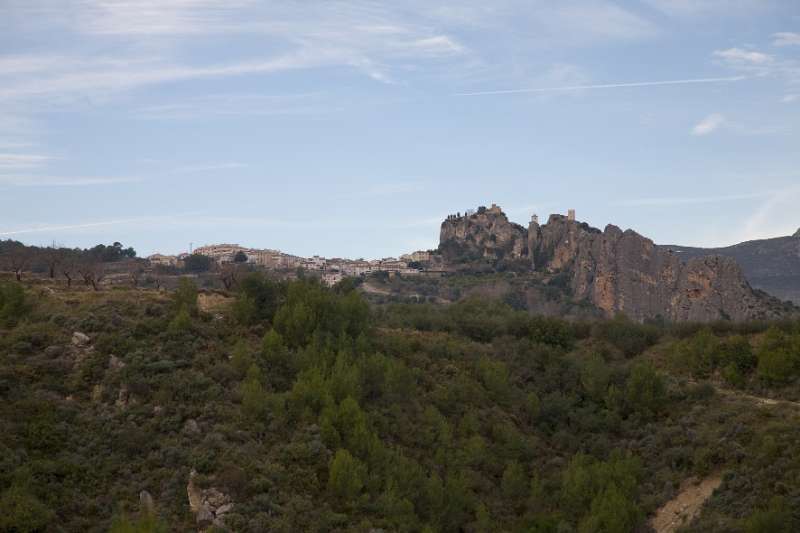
[[1, 0, 799, 259]]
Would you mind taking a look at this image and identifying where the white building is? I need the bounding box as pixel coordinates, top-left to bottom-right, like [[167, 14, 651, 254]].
[[147, 254, 178, 267], [321, 271, 344, 286]]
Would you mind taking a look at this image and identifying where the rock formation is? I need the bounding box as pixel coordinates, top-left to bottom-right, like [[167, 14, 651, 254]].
[[662, 229, 800, 304], [439, 205, 528, 262], [187, 469, 234, 530], [439, 206, 791, 322]]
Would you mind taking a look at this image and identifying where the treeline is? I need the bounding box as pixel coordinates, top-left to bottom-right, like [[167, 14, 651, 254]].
[[0, 239, 138, 284]]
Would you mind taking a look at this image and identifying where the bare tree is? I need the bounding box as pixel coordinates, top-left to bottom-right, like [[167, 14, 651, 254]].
[[43, 247, 63, 279], [5, 245, 32, 281], [128, 262, 145, 288], [78, 260, 106, 291], [61, 252, 79, 287], [216, 262, 240, 290]]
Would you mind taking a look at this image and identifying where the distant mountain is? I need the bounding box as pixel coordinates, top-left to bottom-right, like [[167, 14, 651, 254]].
[[660, 230, 800, 305], [437, 205, 794, 322]]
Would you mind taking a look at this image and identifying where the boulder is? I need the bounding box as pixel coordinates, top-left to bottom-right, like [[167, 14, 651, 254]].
[[215, 503, 234, 516], [139, 490, 155, 514], [71, 332, 90, 347], [115, 386, 130, 409], [204, 488, 229, 508], [183, 419, 200, 435], [196, 505, 214, 527]]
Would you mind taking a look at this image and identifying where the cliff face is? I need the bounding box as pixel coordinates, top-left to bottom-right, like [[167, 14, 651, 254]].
[[439, 207, 790, 322], [661, 231, 800, 305], [439, 205, 528, 262]]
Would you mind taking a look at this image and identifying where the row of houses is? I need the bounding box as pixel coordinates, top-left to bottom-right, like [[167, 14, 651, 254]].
[[147, 244, 435, 286]]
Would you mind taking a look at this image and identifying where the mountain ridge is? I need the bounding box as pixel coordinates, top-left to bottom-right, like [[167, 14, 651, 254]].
[[437, 205, 794, 322], [660, 231, 800, 305]]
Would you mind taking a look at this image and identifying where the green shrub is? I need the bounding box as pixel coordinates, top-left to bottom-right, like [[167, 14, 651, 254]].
[[592, 315, 660, 358], [670, 327, 719, 378], [328, 449, 366, 502], [0, 483, 53, 532], [171, 277, 198, 316], [625, 362, 666, 419], [743, 496, 793, 533], [0, 282, 29, 327], [756, 328, 799, 384]]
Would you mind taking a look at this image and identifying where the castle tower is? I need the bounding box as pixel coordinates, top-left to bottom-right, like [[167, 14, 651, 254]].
[[567, 209, 576, 221], [531, 213, 539, 225]]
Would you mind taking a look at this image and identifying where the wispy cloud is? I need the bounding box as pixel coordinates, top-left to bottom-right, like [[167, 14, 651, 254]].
[[0, 175, 139, 186], [742, 184, 800, 241], [455, 76, 745, 96], [0, 153, 53, 169], [135, 92, 334, 120], [783, 94, 799, 103], [691, 113, 726, 136], [773, 32, 800, 47], [170, 162, 248, 174], [0, 52, 330, 103], [617, 191, 768, 207], [643, 0, 763, 17], [0, 215, 177, 236], [332, 182, 427, 201], [713, 47, 773, 66]]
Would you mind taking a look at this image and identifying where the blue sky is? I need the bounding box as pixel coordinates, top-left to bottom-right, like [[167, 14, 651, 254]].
[[1, 0, 799, 259]]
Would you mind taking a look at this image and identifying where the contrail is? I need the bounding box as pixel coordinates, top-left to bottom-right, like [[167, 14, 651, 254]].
[[0, 218, 148, 236], [455, 76, 747, 96]]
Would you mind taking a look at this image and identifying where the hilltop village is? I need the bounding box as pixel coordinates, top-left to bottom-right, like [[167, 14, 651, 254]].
[[147, 244, 436, 286]]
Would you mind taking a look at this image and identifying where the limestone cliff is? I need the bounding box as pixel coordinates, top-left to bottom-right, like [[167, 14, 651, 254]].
[[438, 206, 791, 322], [439, 205, 527, 262]]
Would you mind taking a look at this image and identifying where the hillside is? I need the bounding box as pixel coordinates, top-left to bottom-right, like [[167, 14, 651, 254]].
[[436, 206, 794, 322], [1, 277, 800, 531], [661, 231, 800, 305]]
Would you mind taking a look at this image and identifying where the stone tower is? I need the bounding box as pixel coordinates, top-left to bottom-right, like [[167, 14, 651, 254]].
[[567, 209, 576, 221]]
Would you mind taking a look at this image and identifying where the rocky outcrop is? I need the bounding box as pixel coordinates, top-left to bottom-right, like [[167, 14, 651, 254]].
[[188, 470, 234, 530], [71, 332, 90, 347], [661, 230, 800, 304], [439, 204, 528, 262], [439, 206, 791, 322]]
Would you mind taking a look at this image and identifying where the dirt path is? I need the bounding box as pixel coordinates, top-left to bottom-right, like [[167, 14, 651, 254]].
[[685, 379, 800, 410], [650, 382, 800, 532], [712, 386, 800, 409], [649, 474, 723, 533], [360, 282, 392, 296]]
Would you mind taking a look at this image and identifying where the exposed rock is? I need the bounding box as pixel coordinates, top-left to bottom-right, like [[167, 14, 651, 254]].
[[439, 204, 527, 263], [187, 469, 234, 529], [153, 405, 164, 415], [139, 490, 155, 514], [183, 419, 200, 435], [204, 488, 229, 508], [71, 332, 90, 347], [115, 386, 130, 409], [439, 206, 792, 322], [187, 470, 204, 514], [91, 384, 104, 403], [196, 506, 214, 527], [215, 503, 234, 516], [794, 228, 800, 238], [662, 229, 800, 304]]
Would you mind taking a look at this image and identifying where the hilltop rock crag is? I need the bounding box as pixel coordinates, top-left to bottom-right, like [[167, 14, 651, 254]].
[[439, 206, 789, 322]]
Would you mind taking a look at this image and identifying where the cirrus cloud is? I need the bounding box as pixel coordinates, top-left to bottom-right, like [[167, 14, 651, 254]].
[[691, 113, 726, 136]]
